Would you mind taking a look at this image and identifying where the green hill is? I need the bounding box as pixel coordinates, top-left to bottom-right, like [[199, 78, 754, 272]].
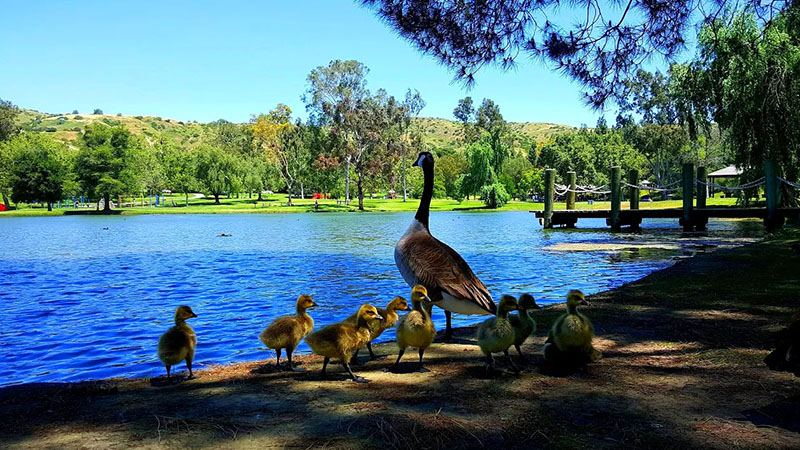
[[16, 109, 573, 151]]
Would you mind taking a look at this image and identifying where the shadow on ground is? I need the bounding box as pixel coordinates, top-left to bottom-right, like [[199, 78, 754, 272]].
[[1, 230, 799, 449]]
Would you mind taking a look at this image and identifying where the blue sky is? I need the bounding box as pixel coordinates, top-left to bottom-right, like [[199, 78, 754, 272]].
[[1, 0, 677, 126]]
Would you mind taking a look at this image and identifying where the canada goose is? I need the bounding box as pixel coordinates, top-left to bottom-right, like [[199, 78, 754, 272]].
[[393, 285, 436, 372], [305, 303, 383, 383], [395, 151, 496, 340], [543, 290, 601, 366], [476, 295, 520, 373], [509, 293, 541, 357], [346, 296, 410, 362], [157, 305, 198, 381], [764, 312, 800, 377], [258, 294, 317, 371]]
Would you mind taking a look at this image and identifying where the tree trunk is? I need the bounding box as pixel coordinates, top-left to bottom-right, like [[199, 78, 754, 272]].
[[345, 157, 351, 206], [47, 202, 52, 212], [300, 182, 304, 199], [357, 178, 364, 211], [287, 188, 293, 206], [214, 193, 220, 204], [2, 192, 10, 209], [185, 192, 189, 206], [257, 191, 263, 201], [402, 147, 407, 202], [103, 193, 111, 212]]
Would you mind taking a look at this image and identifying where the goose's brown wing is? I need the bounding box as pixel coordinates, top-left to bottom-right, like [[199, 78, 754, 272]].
[[399, 233, 496, 314]]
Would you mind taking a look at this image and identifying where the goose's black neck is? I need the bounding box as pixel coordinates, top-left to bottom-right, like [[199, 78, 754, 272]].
[[415, 160, 433, 229]]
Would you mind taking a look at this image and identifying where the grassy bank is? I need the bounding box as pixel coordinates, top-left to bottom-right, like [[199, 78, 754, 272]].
[[1, 229, 798, 449], [0, 194, 740, 217]]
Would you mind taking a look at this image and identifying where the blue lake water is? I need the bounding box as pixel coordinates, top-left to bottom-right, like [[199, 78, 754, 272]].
[[0, 212, 763, 386]]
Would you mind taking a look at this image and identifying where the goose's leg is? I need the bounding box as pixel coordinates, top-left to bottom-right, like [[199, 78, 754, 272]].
[[321, 357, 330, 379], [485, 353, 495, 373], [287, 348, 303, 372], [275, 348, 282, 369], [165, 365, 171, 382], [444, 311, 453, 341], [343, 362, 369, 383], [417, 348, 430, 373], [351, 348, 361, 365], [186, 357, 194, 379], [391, 348, 406, 372], [367, 342, 382, 360], [514, 344, 523, 358], [504, 349, 520, 373]]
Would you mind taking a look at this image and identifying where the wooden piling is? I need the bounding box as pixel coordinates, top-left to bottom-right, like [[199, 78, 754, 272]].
[[609, 166, 621, 231], [764, 160, 783, 231], [681, 163, 694, 231], [628, 169, 639, 210], [543, 169, 555, 228], [566, 171, 576, 211], [695, 166, 708, 231]]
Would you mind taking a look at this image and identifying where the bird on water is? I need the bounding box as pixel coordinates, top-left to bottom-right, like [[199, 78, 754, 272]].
[[394, 151, 497, 340]]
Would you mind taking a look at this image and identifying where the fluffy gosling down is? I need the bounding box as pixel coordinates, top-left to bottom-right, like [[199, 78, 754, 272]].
[[509, 293, 541, 357], [305, 303, 383, 383], [157, 305, 198, 381], [543, 290, 602, 367], [477, 295, 521, 373], [346, 296, 410, 362], [393, 285, 436, 373], [259, 294, 318, 371]]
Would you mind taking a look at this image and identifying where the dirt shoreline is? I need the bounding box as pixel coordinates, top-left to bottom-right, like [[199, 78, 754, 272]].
[[2, 230, 799, 449]]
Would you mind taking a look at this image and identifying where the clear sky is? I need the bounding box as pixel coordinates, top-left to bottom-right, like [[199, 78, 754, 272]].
[[1, 0, 666, 126]]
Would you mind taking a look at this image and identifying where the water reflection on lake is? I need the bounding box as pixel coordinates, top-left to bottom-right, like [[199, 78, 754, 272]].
[[0, 212, 762, 385]]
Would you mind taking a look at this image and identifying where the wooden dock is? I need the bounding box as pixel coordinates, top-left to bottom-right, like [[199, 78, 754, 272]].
[[536, 162, 798, 231], [533, 207, 800, 229]]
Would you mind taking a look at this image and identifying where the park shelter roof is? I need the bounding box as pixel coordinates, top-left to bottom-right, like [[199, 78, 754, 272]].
[[708, 165, 742, 178]]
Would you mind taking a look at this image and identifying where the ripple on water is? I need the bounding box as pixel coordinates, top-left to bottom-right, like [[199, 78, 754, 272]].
[[0, 212, 762, 385]]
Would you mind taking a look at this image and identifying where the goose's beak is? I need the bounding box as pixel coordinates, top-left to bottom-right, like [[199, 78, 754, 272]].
[[422, 295, 435, 303], [580, 299, 589, 306], [191, 313, 198, 318], [375, 313, 384, 321], [310, 302, 319, 308]]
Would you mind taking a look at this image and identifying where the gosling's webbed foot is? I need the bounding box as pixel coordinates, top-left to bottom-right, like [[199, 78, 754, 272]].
[[416, 366, 430, 373], [351, 376, 370, 383], [288, 365, 306, 372], [370, 354, 387, 361]]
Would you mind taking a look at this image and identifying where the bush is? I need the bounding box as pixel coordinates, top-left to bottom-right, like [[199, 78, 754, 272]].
[[93, 109, 103, 115], [116, 113, 122, 117], [135, 116, 144, 120], [71, 127, 82, 132], [72, 109, 79, 114], [480, 182, 511, 208], [44, 127, 57, 132], [73, 115, 84, 120]]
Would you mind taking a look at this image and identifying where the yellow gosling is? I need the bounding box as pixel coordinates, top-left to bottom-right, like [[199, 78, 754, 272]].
[[346, 296, 410, 361], [157, 305, 198, 381], [543, 290, 601, 366], [393, 285, 436, 373], [509, 293, 541, 357], [258, 294, 317, 371], [476, 295, 520, 373], [305, 304, 383, 383]]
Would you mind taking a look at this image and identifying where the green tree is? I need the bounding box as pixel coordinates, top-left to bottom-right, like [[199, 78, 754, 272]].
[[163, 146, 197, 206], [460, 140, 493, 200], [437, 153, 468, 199], [194, 145, 240, 204], [93, 108, 103, 115], [8, 135, 67, 211], [475, 98, 509, 175], [0, 98, 21, 208], [303, 59, 370, 205], [74, 124, 136, 212], [400, 89, 426, 201]]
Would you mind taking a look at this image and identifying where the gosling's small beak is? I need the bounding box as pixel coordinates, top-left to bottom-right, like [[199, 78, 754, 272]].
[[310, 302, 319, 308], [422, 295, 435, 303], [580, 299, 589, 306], [375, 313, 384, 320], [191, 313, 198, 318]]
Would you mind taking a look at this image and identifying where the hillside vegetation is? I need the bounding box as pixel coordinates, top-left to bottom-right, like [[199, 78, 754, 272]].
[[16, 109, 572, 152]]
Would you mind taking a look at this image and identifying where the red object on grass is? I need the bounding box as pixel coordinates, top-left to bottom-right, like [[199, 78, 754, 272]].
[[311, 193, 322, 199], [0, 203, 7, 211]]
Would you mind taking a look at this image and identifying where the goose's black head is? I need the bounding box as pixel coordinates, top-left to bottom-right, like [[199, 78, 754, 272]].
[[412, 152, 434, 168]]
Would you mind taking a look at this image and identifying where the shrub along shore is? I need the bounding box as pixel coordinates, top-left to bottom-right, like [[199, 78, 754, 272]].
[[1, 228, 798, 449], [0, 194, 740, 216]]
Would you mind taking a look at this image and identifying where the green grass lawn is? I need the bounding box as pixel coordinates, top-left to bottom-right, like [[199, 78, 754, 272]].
[[0, 194, 741, 216]]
